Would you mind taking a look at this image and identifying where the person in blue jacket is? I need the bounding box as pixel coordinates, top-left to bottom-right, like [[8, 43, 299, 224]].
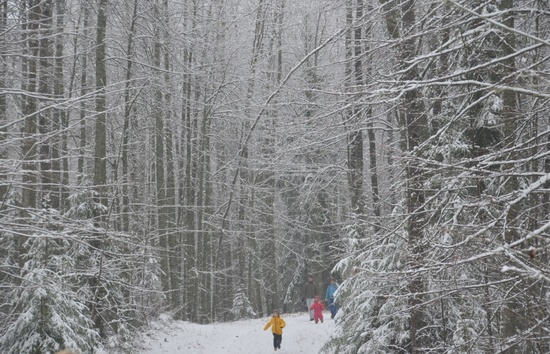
[[325, 278, 339, 319]]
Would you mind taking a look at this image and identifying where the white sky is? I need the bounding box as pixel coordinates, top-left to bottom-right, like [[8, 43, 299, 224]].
[[137, 312, 335, 354]]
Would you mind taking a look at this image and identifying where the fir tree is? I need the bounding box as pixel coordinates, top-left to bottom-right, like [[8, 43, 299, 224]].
[[230, 287, 257, 320]]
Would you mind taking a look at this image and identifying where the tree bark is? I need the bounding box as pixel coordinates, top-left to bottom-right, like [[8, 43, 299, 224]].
[[54, 0, 69, 211], [77, 3, 90, 185], [20, 0, 40, 270], [94, 0, 108, 206], [499, 1, 522, 351], [121, 0, 139, 232], [91, 0, 108, 336], [354, 0, 381, 232], [153, 0, 170, 302], [380, 1, 428, 351], [162, 0, 179, 316], [401, 1, 428, 351], [345, 0, 365, 220], [0, 0, 8, 203], [342, 0, 364, 241], [37, 0, 55, 209]]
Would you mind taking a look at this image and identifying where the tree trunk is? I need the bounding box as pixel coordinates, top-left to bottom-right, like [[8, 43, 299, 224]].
[[38, 0, 55, 209], [94, 0, 108, 206], [401, 1, 428, 351], [20, 0, 40, 269], [380, 1, 428, 351], [196, 96, 210, 321], [77, 3, 90, 185], [153, 0, 170, 303], [162, 0, 179, 315], [91, 0, 108, 336], [54, 0, 69, 211], [360, 1, 381, 231], [345, 0, 365, 221], [179, 0, 197, 321], [121, 0, 139, 232], [499, 1, 522, 350], [0, 0, 8, 203]]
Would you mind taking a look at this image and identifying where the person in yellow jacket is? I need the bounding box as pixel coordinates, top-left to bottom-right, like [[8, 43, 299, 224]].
[[263, 310, 286, 351]]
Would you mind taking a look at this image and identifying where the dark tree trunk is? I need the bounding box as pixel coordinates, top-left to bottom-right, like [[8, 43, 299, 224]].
[[94, 0, 108, 206], [77, 3, 90, 185], [91, 0, 108, 337], [121, 0, 139, 232], [0, 0, 8, 203]]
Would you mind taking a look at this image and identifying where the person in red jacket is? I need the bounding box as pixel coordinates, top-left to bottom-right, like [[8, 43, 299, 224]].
[[310, 295, 325, 324], [263, 310, 286, 351]]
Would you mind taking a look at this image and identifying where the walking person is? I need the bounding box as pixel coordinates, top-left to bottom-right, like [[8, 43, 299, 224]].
[[310, 295, 325, 324], [325, 278, 339, 319], [263, 310, 286, 352], [303, 275, 318, 321]]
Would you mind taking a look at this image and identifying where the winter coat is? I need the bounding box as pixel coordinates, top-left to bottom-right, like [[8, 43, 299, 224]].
[[325, 283, 338, 300], [263, 316, 286, 335], [310, 301, 325, 316], [304, 281, 318, 298]]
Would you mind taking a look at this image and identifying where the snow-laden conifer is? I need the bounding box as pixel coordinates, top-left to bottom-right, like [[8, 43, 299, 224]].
[[230, 286, 257, 320], [322, 222, 409, 353], [0, 224, 100, 353]]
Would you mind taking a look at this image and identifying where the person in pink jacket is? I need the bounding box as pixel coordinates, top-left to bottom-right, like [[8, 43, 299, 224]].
[[309, 295, 325, 324]]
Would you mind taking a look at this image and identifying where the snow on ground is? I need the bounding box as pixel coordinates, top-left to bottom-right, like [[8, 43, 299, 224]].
[[138, 312, 334, 354]]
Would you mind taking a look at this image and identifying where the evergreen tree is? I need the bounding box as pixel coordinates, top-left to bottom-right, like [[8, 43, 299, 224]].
[[230, 286, 257, 320], [0, 210, 99, 353]]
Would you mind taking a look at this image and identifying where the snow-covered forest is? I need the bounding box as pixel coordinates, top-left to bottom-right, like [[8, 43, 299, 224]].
[[1, 0, 549, 353]]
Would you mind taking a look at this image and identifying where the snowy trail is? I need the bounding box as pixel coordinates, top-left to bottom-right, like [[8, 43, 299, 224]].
[[138, 313, 334, 354]]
